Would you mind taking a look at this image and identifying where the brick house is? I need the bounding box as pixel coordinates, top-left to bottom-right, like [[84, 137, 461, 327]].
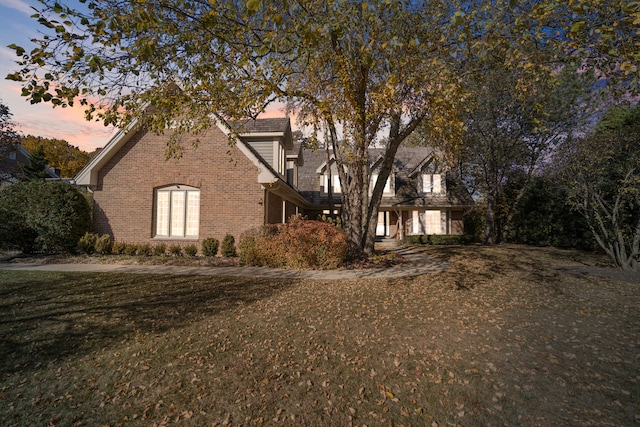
[[75, 117, 471, 246]]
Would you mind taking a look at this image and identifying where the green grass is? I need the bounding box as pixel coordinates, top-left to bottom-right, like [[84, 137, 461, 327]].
[[1, 245, 638, 426]]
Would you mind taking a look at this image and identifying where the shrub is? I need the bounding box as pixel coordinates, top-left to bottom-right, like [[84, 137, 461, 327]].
[[0, 180, 91, 253], [201, 238, 219, 257], [221, 234, 236, 257], [317, 213, 342, 229], [169, 244, 182, 256], [238, 228, 263, 266], [184, 244, 198, 257], [112, 240, 127, 255], [138, 243, 153, 256], [95, 234, 113, 255], [124, 243, 138, 256], [404, 234, 474, 245], [154, 242, 167, 256], [77, 232, 97, 254], [239, 220, 348, 269]]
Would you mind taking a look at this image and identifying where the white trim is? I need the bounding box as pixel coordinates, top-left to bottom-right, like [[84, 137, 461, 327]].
[[214, 118, 279, 184], [74, 118, 141, 186]]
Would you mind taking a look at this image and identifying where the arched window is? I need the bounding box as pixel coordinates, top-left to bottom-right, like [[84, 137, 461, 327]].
[[154, 185, 200, 238]]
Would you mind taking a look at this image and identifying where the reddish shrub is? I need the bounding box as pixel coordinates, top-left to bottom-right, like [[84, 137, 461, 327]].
[[239, 219, 347, 269]]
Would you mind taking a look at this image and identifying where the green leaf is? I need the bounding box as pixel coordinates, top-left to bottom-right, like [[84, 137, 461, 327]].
[[6, 72, 22, 82], [7, 44, 25, 56], [570, 21, 585, 33], [246, 0, 261, 14]]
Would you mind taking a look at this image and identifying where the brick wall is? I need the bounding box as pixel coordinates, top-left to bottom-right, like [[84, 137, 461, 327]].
[[93, 126, 265, 246], [265, 191, 283, 224]]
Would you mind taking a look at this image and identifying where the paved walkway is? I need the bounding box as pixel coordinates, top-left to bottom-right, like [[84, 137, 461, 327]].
[[0, 247, 450, 280]]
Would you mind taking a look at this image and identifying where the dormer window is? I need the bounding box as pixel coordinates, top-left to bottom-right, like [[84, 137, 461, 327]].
[[423, 173, 441, 193], [323, 173, 341, 194], [371, 173, 394, 195], [319, 161, 342, 194]]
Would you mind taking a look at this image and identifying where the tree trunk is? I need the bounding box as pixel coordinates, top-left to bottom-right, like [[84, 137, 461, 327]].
[[484, 194, 495, 245]]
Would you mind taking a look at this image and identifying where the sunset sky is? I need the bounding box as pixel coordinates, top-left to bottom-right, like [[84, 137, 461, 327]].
[[0, 0, 289, 153]]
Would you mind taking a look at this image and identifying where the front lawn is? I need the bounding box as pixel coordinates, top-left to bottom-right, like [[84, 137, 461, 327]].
[[1, 245, 638, 426]]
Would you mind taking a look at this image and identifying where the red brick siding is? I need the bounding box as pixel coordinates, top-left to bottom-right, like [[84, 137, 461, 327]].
[[265, 191, 284, 224], [451, 210, 464, 235], [284, 200, 298, 222], [93, 126, 264, 246]]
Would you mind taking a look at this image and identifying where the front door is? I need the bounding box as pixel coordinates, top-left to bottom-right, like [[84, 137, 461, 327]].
[[376, 211, 390, 237]]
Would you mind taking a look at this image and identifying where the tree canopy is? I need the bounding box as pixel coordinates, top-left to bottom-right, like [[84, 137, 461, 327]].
[[559, 105, 640, 271], [20, 135, 90, 178], [6, 0, 639, 256]]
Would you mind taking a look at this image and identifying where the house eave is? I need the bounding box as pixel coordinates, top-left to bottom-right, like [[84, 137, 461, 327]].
[[262, 179, 314, 209], [74, 118, 141, 186]]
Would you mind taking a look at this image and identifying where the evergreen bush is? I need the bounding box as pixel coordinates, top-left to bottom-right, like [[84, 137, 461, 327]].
[[169, 244, 182, 256], [77, 232, 97, 254], [201, 238, 219, 256], [154, 242, 167, 256], [138, 243, 153, 256], [95, 234, 113, 255], [221, 234, 236, 257], [0, 180, 91, 253], [184, 244, 198, 257], [112, 240, 127, 255], [124, 243, 138, 256]]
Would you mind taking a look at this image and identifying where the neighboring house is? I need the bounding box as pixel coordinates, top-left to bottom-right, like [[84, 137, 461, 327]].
[[0, 144, 59, 185], [74, 117, 471, 246]]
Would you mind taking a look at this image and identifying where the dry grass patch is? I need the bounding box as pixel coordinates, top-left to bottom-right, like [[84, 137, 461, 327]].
[[1, 245, 638, 426]]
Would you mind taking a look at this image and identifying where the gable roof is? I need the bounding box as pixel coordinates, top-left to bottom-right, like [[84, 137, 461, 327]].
[[231, 118, 291, 134], [74, 117, 294, 189]]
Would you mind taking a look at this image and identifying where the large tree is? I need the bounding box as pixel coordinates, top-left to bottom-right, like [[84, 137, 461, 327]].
[[559, 105, 640, 271], [456, 61, 593, 244], [6, 0, 633, 257], [20, 135, 90, 178]]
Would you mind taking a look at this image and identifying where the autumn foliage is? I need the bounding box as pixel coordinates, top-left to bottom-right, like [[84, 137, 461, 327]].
[[239, 219, 348, 270]]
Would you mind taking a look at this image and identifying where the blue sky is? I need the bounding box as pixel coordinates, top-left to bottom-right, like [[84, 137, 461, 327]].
[[0, 0, 116, 151]]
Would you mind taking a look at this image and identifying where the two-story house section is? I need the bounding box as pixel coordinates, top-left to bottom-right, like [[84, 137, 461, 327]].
[[298, 146, 473, 242]]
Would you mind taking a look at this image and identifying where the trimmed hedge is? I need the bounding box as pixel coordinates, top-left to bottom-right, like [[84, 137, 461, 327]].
[[0, 180, 91, 253], [404, 234, 475, 245], [239, 219, 348, 269]]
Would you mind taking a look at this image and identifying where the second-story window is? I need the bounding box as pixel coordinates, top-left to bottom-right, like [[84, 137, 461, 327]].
[[371, 173, 393, 195], [422, 173, 441, 193]]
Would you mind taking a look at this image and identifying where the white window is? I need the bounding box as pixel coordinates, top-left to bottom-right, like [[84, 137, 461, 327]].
[[422, 174, 441, 193], [286, 160, 297, 187], [275, 141, 286, 174], [155, 185, 200, 238], [371, 173, 393, 195], [323, 174, 341, 193], [412, 210, 442, 234]]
